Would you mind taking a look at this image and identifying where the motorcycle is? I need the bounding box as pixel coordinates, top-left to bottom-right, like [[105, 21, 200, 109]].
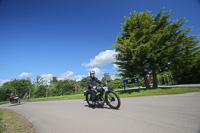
[[10, 95, 20, 104], [84, 86, 121, 109]]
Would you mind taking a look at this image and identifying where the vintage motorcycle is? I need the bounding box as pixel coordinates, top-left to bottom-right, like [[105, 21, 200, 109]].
[[84, 86, 121, 109], [10, 95, 20, 104]]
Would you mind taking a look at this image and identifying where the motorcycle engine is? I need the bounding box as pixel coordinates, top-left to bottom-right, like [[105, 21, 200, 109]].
[[96, 96, 105, 106]]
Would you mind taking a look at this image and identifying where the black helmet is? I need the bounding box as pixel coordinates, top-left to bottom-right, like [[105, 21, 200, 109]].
[[90, 70, 95, 75]]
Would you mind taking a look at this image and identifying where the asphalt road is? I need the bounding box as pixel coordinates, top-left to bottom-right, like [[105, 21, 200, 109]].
[[1, 92, 200, 133], [121, 84, 200, 91], [158, 84, 200, 88]]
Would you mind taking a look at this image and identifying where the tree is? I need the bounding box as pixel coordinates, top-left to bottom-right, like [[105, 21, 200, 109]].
[[50, 76, 58, 84], [34, 76, 45, 86], [33, 76, 47, 98], [78, 76, 88, 90], [113, 8, 200, 88], [55, 79, 76, 96], [171, 52, 200, 84], [101, 73, 112, 83]]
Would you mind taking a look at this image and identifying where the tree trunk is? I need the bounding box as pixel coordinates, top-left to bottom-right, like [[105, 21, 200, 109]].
[[167, 75, 170, 85], [29, 88, 31, 99], [46, 86, 48, 97], [144, 75, 150, 89], [152, 71, 158, 88]]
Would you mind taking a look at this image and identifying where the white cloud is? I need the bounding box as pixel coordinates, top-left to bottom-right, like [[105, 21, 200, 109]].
[[113, 64, 119, 70], [40, 74, 54, 85], [82, 50, 118, 67], [40, 74, 54, 79], [38, 71, 86, 82], [0, 79, 11, 86], [110, 74, 121, 80], [18, 72, 33, 79], [72, 75, 87, 81], [58, 71, 74, 80]]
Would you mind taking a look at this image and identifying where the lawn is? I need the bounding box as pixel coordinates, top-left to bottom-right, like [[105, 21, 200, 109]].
[[116, 87, 200, 98], [22, 94, 85, 102], [0, 109, 35, 133], [0, 110, 5, 133]]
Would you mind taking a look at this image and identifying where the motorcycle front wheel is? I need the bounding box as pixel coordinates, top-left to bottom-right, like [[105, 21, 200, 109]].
[[106, 91, 121, 109]]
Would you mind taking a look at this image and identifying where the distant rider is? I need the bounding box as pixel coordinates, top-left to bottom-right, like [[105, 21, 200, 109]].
[[87, 70, 107, 105], [10, 91, 15, 103]]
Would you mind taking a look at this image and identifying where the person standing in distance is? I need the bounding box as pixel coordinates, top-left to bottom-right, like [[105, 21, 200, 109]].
[[87, 70, 107, 106]]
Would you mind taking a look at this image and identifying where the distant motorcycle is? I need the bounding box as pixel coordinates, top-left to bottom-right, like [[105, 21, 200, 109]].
[[84, 86, 121, 109], [10, 95, 20, 104]]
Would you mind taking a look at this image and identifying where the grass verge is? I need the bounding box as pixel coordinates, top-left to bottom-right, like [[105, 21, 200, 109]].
[[22, 94, 85, 102], [0, 109, 35, 133], [117, 87, 200, 98], [0, 110, 5, 133], [0, 101, 10, 105]]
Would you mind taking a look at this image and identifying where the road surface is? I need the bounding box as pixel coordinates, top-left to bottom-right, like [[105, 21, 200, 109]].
[[158, 84, 200, 88], [1, 92, 200, 133]]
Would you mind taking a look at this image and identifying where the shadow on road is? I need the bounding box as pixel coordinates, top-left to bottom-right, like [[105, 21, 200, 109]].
[[6, 102, 27, 107], [84, 105, 120, 110]]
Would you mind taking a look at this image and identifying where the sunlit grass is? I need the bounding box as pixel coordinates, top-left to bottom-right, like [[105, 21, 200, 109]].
[[117, 87, 200, 98]]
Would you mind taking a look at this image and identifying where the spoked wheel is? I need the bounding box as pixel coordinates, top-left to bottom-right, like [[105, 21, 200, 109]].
[[106, 91, 121, 109], [86, 93, 93, 106]]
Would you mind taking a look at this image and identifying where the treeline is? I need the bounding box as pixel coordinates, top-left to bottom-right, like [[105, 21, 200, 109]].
[[0, 73, 135, 101], [0, 73, 128, 101], [0, 69, 198, 101], [0, 76, 87, 101]]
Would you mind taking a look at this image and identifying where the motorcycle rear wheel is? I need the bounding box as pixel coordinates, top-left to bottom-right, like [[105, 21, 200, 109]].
[[86, 93, 93, 106]]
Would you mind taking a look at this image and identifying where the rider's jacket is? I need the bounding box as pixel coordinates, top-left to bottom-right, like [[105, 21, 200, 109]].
[[87, 76, 106, 89]]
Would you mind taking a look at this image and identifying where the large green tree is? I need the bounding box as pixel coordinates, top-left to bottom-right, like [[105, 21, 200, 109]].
[[113, 8, 199, 88]]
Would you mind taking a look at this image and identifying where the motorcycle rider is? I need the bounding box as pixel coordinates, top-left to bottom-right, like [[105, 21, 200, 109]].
[[10, 91, 15, 103], [87, 70, 107, 105]]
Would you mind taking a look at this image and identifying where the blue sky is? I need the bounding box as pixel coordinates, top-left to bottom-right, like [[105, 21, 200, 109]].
[[0, 0, 200, 85]]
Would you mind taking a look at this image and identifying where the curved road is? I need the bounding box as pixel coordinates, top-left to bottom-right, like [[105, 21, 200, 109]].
[[1, 92, 200, 133]]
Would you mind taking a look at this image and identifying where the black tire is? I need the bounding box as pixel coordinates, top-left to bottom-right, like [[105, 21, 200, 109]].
[[86, 93, 93, 106], [106, 91, 121, 109]]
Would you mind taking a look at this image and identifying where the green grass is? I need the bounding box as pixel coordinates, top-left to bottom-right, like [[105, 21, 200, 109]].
[[0, 101, 10, 104], [0, 110, 5, 133], [21, 94, 85, 102], [0, 109, 24, 133], [116, 87, 200, 98]]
